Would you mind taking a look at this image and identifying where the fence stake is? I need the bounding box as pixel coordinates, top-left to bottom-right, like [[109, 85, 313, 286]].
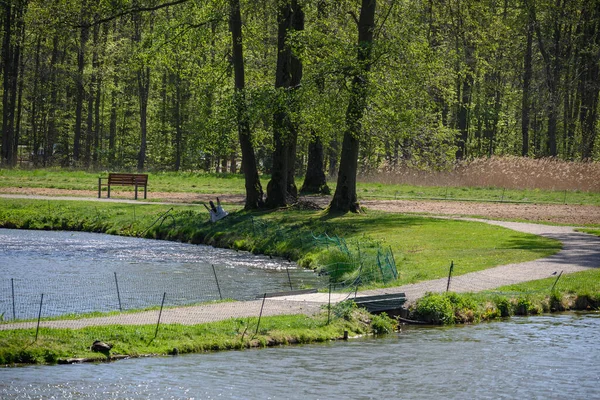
[[389, 246, 398, 279], [114, 272, 123, 311], [11, 278, 16, 320], [212, 265, 223, 300], [551, 270, 564, 291], [446, 261, 454, 292], [35, 294, 44, 342], [154, 292, 167, 339], [286, 265, 293, 291], [563, 190, 567, 205], [254, 293, 267, 338], [327, 284, 332, 325], [501, 188, 506, 202]]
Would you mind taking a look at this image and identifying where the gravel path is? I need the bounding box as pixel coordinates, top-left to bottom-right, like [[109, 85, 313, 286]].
[[1, 195, 599, 330]]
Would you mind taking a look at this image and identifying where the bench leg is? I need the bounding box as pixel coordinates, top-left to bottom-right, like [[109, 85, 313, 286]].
[[98, 178, 101, 198], [135, 184, 138, 200], [107, 184, 111, 198], [144, 185, 147, 199]]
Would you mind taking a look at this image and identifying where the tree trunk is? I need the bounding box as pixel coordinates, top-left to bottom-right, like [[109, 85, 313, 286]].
[[301, 134, 329, 194], [1, 0, 24, 167], [73, 1, 89, 164], [329, 0, 376, 214], [229, 0, 263, 209], [46, 34, 59, 166], [300, 3, 329, 195], [137, 66, 149, 171], [266, 0, 303, 208], [455, 44, 474, 160], [521, 3, 533, 157], [134, 12, 150, 172], [578, 1, 600, 159]]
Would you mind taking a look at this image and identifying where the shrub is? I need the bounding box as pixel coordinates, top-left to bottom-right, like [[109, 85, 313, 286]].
[[412, 293, 455, 324], [370, 313, 396, 335]]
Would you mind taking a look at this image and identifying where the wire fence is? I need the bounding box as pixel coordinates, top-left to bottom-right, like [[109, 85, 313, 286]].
[[0, 268, 332, 323]]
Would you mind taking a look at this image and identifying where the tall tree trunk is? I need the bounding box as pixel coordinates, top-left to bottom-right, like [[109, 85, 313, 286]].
[[578, 1, 600, 159], [329, 0, 376, 214], [174, 73, 182, 171], [31, 37, 41, 165], [301, 1, 329, 195], [229, 0, 263, 209], [74, 1, 89, 163], [1, 0, 25, 167], [133, 12, 150, 172], [266, 0, 303, 208], [137, 66, 149, 171], [455, 44, 474, 160], [533, 0, 562, 157], [521, 2, 534, 156], [46, 34, 60, 166], [285, 0, 303, 198], [109, 76, 118, 166]]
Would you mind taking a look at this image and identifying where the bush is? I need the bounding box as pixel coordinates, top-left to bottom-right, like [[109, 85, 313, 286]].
[[412, 293, 455, 324], [370, 313, 396, 335]]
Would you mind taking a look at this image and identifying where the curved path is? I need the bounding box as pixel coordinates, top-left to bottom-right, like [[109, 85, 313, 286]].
[[1, 201, 599, 330]]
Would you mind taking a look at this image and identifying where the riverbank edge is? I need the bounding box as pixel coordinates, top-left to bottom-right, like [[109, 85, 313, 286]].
[[1, 307, 395, 367], [1, 198, 598, 366]]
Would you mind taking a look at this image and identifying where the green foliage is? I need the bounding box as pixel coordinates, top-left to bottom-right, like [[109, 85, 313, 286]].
[[412, 293, 456, 324], [0, 197, 563, 292], [407, 269, 600, 325], [370, 313, 396, 335], [331, 300, 358, 321], [0, 306, 383, 365]]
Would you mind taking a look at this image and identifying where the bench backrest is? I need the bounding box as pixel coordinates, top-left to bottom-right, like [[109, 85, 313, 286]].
[[108, 173, 148, 185]]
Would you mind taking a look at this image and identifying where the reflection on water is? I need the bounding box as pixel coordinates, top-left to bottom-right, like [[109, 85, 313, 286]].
[[1, 313, 599, 399], [0, 229, 324, 319]]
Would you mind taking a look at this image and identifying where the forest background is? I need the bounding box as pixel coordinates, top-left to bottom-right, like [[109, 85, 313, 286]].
[[1, 0, 599, 211]]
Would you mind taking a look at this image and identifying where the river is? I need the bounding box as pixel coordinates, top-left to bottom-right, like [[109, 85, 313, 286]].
[[1, 230, 598, 399], [0, 228, 324, 319], [1, 313, 598, 399]]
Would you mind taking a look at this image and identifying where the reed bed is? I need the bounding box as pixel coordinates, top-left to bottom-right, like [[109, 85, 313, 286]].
[[362, 156, 600, 192]]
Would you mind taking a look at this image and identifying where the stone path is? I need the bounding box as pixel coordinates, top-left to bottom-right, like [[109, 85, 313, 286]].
[[1, 209, 599, 330]]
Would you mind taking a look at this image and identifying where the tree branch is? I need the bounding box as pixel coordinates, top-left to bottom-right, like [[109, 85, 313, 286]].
[[75, 0, 192, 28]]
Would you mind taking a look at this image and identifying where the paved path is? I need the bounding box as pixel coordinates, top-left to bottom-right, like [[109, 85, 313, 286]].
[[1, 201, 599, 330]]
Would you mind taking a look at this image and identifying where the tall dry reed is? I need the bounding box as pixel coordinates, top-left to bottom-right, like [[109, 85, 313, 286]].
[[361, 156, 600, 192]]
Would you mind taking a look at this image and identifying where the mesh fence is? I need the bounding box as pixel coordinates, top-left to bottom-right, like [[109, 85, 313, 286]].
[[0, 266, 331, 323]]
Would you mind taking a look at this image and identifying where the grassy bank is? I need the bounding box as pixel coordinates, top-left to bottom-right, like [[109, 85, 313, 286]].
[[0, 197, 561, 288], [1, 167, 600, 205], [0, 303, 395, 365], [410, 269, 600, 324]]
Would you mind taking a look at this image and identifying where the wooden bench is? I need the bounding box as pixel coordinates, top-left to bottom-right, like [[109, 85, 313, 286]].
[[98, 173, 148, 200]]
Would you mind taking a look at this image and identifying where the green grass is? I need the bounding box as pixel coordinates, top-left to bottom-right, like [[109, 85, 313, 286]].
[[410, 269, 600, 324], [1, 168, 600, 205], [0, 198, 561, 290], [0, 308, 378, 365], [577, 228, 600, 237]]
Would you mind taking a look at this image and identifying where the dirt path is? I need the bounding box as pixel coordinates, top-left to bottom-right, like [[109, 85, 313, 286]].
[[2, 187, 600, 225], [1, 192, 599, 330]]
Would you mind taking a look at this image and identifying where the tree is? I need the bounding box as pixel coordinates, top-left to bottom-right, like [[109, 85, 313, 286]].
[[229, 0, 263, 209], [329, 0, 376, 214], [1, 0, 27, 167], [266, 0, 304, 208]]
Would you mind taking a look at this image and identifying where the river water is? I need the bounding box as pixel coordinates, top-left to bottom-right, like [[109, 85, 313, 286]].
[[1, 313, 598, 399], [1, 230, 599, 399], [0, 229, 324, 319]]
